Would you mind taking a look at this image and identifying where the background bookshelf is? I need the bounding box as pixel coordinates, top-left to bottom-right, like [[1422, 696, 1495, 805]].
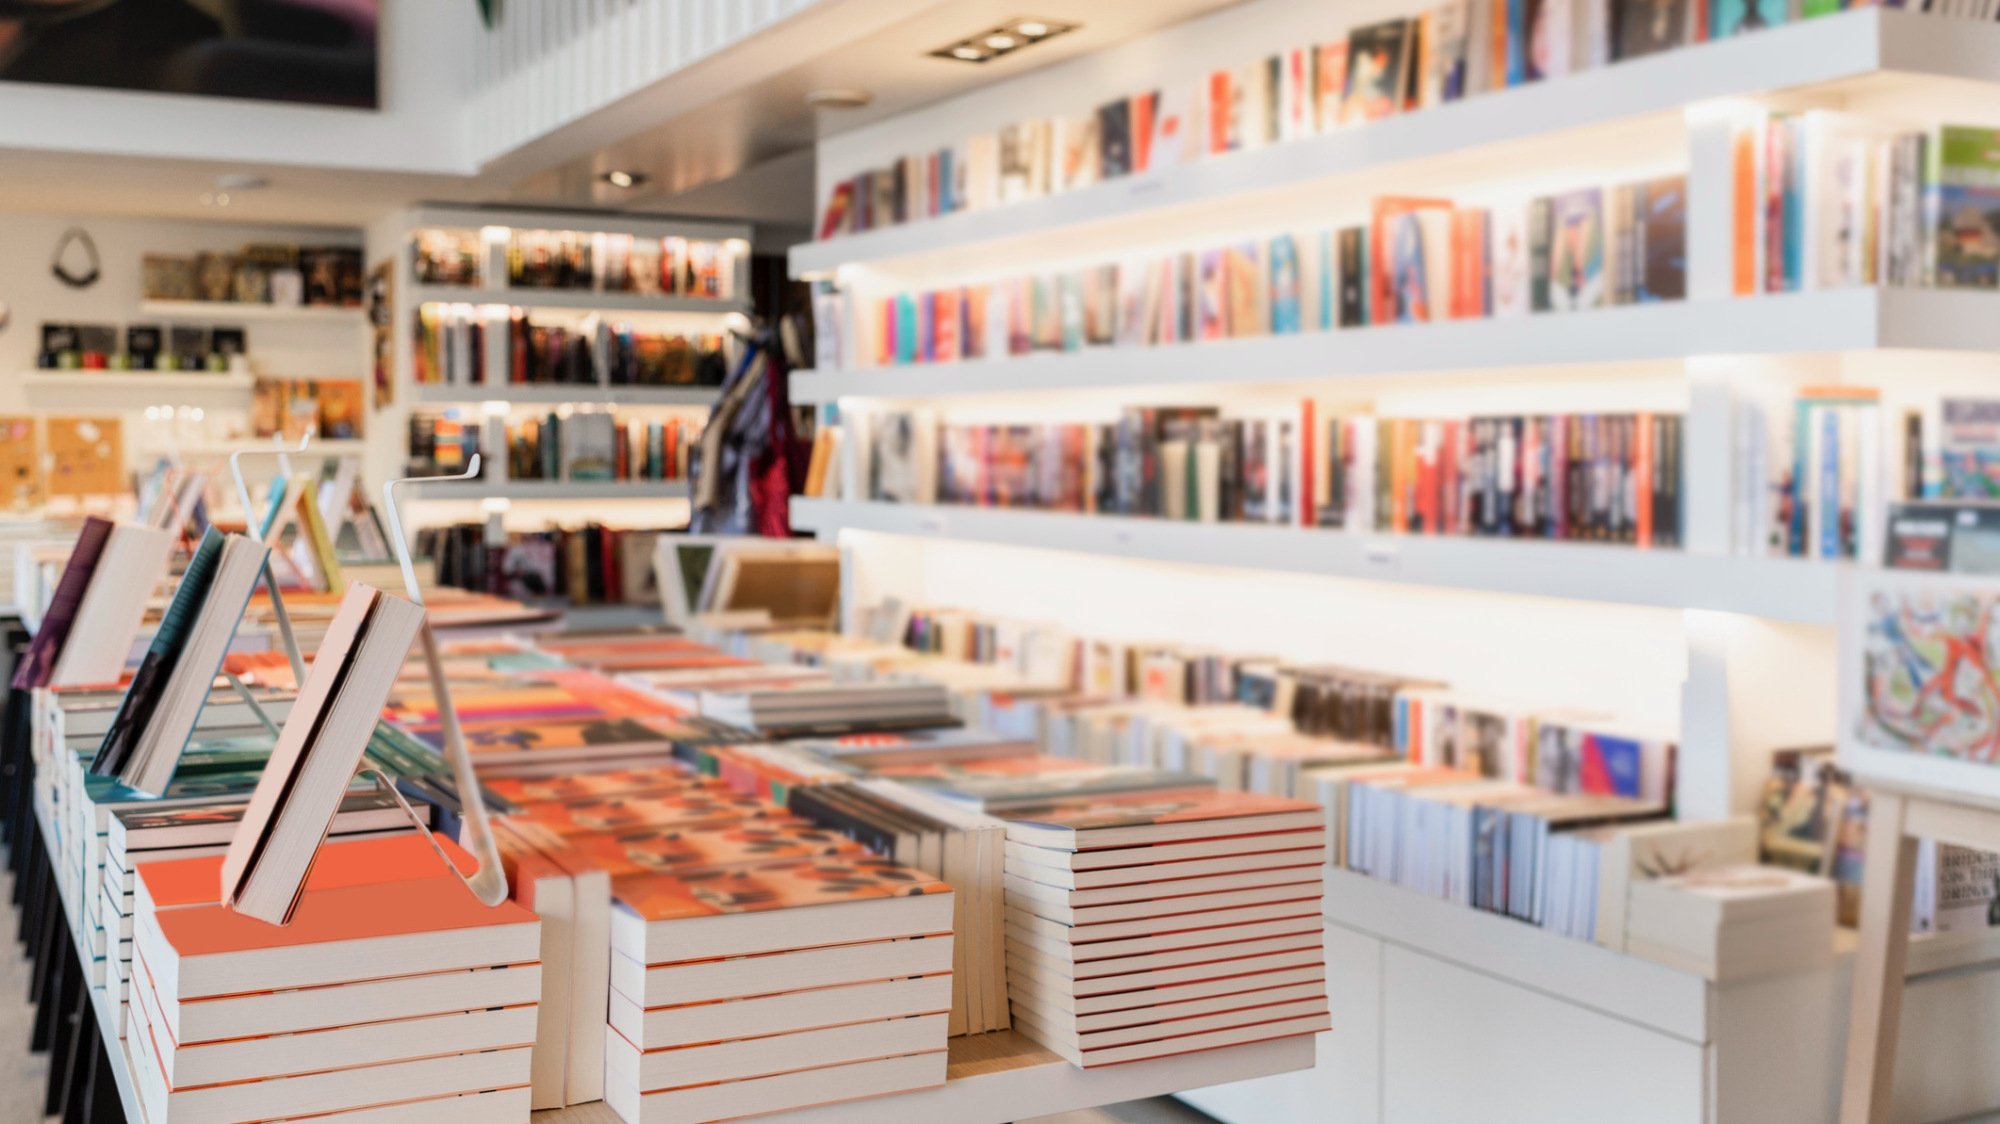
[[789, 0, 2000, 1120], [364, 205, 749, 532]]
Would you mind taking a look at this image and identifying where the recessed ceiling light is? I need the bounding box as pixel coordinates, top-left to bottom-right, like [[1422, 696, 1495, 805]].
[[215, 173, 268, 191], [805, 87, 874, 110], [601, 169, 646, 189], [931, 18, 1076, 63]]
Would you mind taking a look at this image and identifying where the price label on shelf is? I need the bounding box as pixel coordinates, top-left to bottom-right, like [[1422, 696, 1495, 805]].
[[1363, 541, 1401, 569]]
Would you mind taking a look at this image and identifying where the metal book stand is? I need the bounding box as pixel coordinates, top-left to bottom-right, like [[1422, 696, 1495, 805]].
[[215, 450, 507, 914], [382, 456, 510, 907]]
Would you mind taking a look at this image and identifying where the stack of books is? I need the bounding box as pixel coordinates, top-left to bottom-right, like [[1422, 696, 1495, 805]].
[[1001, 790, 1330, 1066], [785, 778, 1011, 1035], [696, 681, 956, 737], [1625, 863, 1836, 981], [128, 835, 542, 1121], [605, 856, 955, 1123], [102, 791, 410, 1034]]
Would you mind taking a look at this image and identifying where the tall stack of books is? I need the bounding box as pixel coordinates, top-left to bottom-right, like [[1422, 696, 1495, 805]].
[[605, 856, 955, 1123], [128, 835, 542, 1121], [1001, 789, 1330, 1066], [102, 791, 409, 1034]]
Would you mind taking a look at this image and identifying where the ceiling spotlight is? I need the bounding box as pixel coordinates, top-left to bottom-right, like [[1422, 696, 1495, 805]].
[[932, 18, 1076, 63], [805, 87, 873, 110], [601, 169, 646, 189]]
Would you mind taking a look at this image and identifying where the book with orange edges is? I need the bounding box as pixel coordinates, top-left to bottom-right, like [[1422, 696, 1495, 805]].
[[612, 856, 955, 964]]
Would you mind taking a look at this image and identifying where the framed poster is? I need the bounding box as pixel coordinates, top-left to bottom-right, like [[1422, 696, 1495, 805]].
[[1841, 567, 2000, 802], [0, 2, 379, 107]]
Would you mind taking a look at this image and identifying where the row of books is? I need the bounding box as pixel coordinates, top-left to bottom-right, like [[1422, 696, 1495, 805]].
[[1731, 115, 2000, 293], [420, 523, 666, 607], [407, 411, 696, 483], [839, 176, 1685, 369], [413, 304, 730, 388], [413, 228, 742, 299], [693, 622, 1796, 958], [142, 245, 363, 307], [846, 404, 1687, 546], [815, 0, 1837, 240]]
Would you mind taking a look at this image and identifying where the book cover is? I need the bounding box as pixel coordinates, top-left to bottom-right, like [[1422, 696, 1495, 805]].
[[1269, 236, 1303, 334], [1616, 0, 1690, 58], [1315, 40, 1348, 130], [1934, 125, 2000, 290], [1638, 174, 1688, 301], [1711, 0, 1785, 38], [613, 857, 952, 923], [1342, 20, 1412, 124], [1547, 188, 1606, 311], [1004, 789, 1318, 834], [1098, 99, 1132, 178], [1371, 197, 1452, 324]]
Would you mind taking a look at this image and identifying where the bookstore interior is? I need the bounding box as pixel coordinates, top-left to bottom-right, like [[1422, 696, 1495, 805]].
[[17, 0, 2000, 1122]]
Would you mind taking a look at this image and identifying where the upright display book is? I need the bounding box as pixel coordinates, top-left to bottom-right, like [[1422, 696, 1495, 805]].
[[220, 584, 430, 924], [91, 529, 272, 794], [13, 515, 112, 689], [1934, 126, 2000, 290]]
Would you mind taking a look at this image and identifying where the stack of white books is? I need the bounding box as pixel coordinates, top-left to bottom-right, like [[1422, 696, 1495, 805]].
[[604, 855, 956, 1123], [127, 835, 542, 1122], [1625, 863, 1836, 982], [1001, 789, 1331, 1066]]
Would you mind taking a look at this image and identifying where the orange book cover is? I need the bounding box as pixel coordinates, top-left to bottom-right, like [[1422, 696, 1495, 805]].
[[613, 857, 951, 924], [504, 790, 784, 837], [1207, 70, 1234, 154], [154, 875, 536, 962], [483, 767, 698, 808], [544, 819, 860, 879], [1131, 92, 1156, 171], [141, 835, 478, 911], [1369, 196, 1454, 327]]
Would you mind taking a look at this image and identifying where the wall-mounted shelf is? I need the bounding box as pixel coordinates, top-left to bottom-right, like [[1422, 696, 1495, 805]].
[[404, 479, 691, 501], [410, 383, 717, 408], [409, 284, 747, 316], [793, 7, 2000, 278], [22, 372, 257, 411], [791, 497, 1839, 624], [136, 300, 365, 323], [792, 288, 2000, 403]]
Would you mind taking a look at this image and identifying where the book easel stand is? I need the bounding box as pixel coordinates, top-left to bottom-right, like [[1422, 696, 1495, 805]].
[[382, 455, 510, 907], [228, 441, 311, 688], [1839, 779, 2000, 1122]]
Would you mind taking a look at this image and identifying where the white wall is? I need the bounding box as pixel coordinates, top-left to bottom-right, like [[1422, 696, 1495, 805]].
[[0, 209, 366, 476]]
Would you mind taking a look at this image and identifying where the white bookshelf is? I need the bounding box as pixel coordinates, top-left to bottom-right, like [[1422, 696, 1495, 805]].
[[403, 479, 691, 502], [411, 383, 717, 408], [792, 7, 2000, 280], [793, 288, 2000, 403], [408, 284, 748, 316], [787, 1, 2000, 1121], [792, 497, 1838, 625], [135, 299, 366, 323]]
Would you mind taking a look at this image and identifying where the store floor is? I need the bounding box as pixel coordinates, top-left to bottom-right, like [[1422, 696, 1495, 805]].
[[0, 869, 55, 1123], [0, 864, 1209, 1124]]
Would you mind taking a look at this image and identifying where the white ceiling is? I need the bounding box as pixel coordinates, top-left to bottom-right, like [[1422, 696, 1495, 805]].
[[0, 0, 1247, 239]]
